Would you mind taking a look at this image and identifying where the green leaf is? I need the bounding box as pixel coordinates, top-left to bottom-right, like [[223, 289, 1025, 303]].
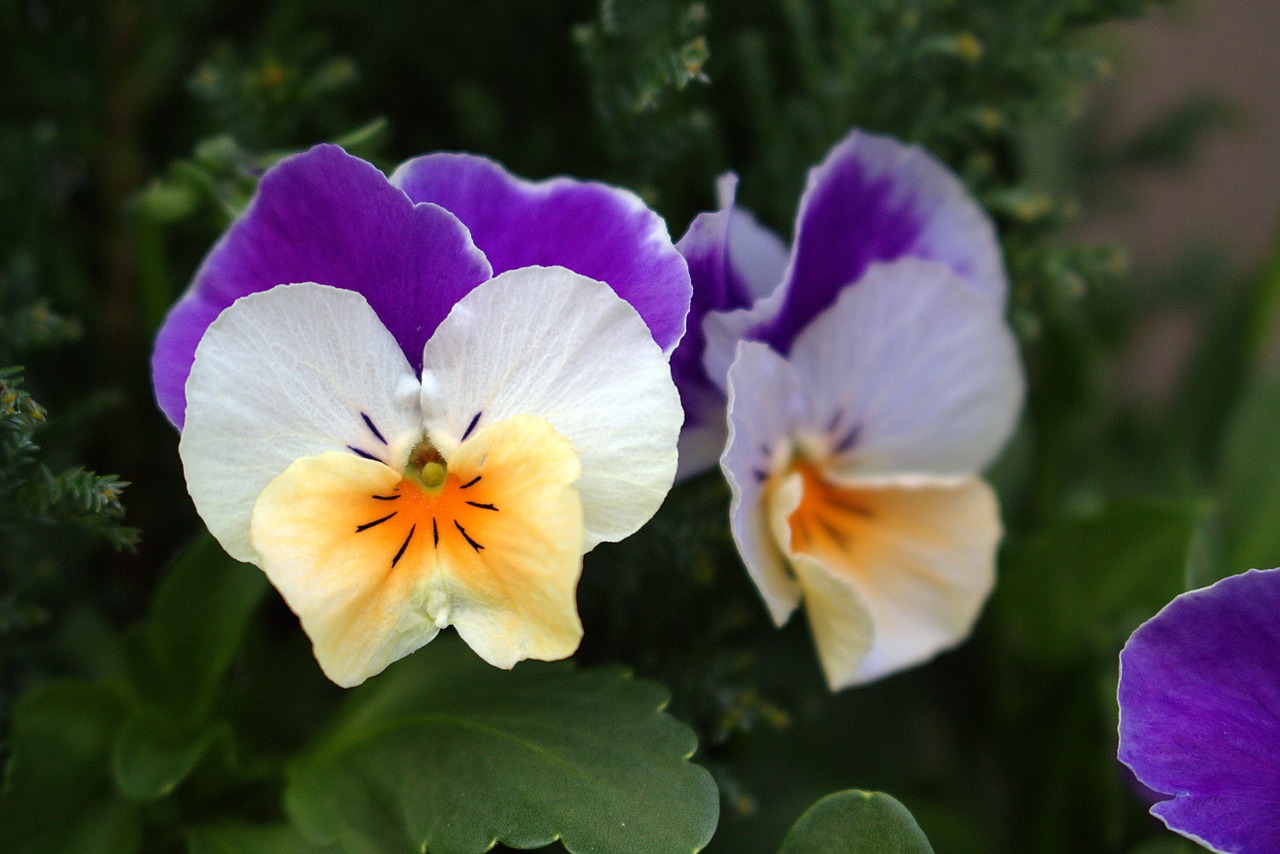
[[186, 823, 338, 854], [997, 501, 1201, 663], [111, 707, 232, 800], [147, 533, 268, 712], [1221, 378, 1280, 574], [778, 790, 934, 854], [285, 636, 719, 854], [0, 681, 140, 854]]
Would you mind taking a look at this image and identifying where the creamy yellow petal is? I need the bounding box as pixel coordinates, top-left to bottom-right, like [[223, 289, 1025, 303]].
[[773, 465, 1000, 688], [250, 452, 440, 687], [250, 415, 584, 687], [430, 414, 585, 669]]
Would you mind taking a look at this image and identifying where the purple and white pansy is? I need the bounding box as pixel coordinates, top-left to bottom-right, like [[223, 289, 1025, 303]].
[[1118, 568, 1280, 853], [153, 145, 689, 686], [675, 129, 1024, 689]]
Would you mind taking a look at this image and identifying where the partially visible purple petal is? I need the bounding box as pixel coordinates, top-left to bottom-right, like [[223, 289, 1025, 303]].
[[753, 130, 1008, 354], [152, 144, 492, 428], [1118, 568, 1280, 853], [671, 177, 787, 478], [391, 153, 690, 353]]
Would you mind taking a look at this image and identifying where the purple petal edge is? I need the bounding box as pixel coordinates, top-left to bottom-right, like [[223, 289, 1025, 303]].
[[753, 129, 1008, 354], [1118, 568, 1280, 854], [391, 152, 691, 354], [151, 144, 492, 429]]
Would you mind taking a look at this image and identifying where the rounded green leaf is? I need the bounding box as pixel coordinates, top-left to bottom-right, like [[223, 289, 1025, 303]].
[[778, 790, 934, 854], [285, 636, 719, 854]]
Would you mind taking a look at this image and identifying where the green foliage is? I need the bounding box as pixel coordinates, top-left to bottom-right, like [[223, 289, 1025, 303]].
[[996, 501, 1202, 663], [286, 635, 719, 854], [1220, 378, 1280, 574], [778, 790, 934, 854], [0, 680, 139, 854]]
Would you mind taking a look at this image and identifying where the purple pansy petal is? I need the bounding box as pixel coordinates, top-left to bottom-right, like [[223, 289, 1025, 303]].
[[152, 144, 492, 428], [671, 178, 787, 479], [753, 129, 1008, 354], [391, 152, 691, 353], [1118, 568, 1280, 853]]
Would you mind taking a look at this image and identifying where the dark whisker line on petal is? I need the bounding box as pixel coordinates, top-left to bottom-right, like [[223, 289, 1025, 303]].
[[833, 424, 861, 454], [361, 412, 388, 445], [466, 501, 498, 512], [454, 520, 484, 552], [392, 524, 416, 567], [754, 469, 769, 483], [817, 516, 850, 548], [823, 495, 874, 518], [461, 411, 482, 442], [372, 494, 400, 501], [460, 475, 482, 489], [432, 518, 439, 548], [356, 512, 397, 532], [826, 410, 843, 433], [348, 445, 380, 462]]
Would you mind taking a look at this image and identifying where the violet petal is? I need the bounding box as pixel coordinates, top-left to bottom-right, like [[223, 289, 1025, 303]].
[[1118, 568, 1280, 853], [152, 144, 491, 428], [391, 152, 690, 353], [753, 129, 1008, 354]]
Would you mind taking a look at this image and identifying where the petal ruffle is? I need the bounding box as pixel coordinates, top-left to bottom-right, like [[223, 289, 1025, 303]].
[[752, 129, 1008, 353], [180, 283, 422, 562], [153, 144, 491, 427], [788, 259, 1023, 481], [1118, 568, 1280, 854], [418, 266, 683, 551], [722, 341, 806, 624], [391, 153, 691, 354]]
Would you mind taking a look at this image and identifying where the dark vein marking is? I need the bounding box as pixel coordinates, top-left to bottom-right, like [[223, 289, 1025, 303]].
[[460, 475, 482, 489], [816, 515, 850, 548], [466, 501, 498, 511], [461, 411, 482, 442], [372, 493, 400, 501], [356, 512, 397, 532], [754, 469, 769, 483], [823, 494, 874, 517], [348, 445, 379, 462], [833, 424, 861, 454], [432, 518, 439, 548], [454, 520, 484, 552], [392, 524, 416, 567], [361, 412, 388, 445], [826, 410, 843, 433]]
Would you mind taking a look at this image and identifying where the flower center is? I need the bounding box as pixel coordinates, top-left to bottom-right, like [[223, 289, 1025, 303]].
[[783, 460, 874, 557], [408, 438, 449, 492]]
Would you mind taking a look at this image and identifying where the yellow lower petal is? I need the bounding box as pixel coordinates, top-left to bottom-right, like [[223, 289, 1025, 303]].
[[769, 462, 1000, 688], [249, 414, 584, 687]]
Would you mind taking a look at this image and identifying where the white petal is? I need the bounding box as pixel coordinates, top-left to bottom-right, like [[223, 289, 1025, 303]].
[[721, 341, 805, 624], [788, 259, 1023, 480], [418, 266, 682, 550], [180, 283, 422, 562]]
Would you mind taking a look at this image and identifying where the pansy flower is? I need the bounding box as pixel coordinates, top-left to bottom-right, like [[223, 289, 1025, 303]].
[[1118, 568, 1280, 853], [678, 130, 1023, 689], [152, 146, 689, 687], [672, 130, 1010, 479]]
